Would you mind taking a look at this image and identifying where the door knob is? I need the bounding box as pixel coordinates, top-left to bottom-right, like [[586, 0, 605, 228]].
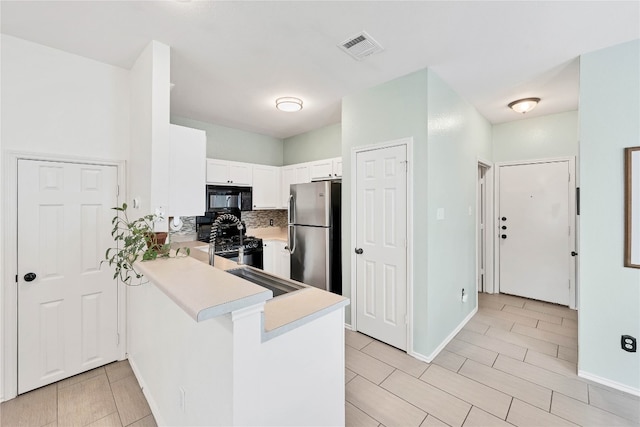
[[24, 272, 37, 282], [355, 248, 363, 255], [501, 234, 507, 239], [571, 251, 578, 256]]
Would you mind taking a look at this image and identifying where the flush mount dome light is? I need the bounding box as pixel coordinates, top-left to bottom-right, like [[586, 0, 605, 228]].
[[508, 97, 540, 114], [276, 97, 303, 112]]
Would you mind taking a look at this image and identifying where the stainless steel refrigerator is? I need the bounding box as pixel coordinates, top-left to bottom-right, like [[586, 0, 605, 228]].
[[287, 181, 342, 294]]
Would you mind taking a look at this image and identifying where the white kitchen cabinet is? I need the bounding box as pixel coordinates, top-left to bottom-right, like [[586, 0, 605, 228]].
[[262, 240, 290, 279], [262, 240, 276, 273], [275, 242, 291, 279], [310, 159, 334, 181], [332, 158, 343, 178], [206, 159, 252, 185], [293, 164, 311, 184], [252, 165, 280, 209], [310, 157, 342, 180], [280, 166, 296, 209], [168, 124, 206, 217]]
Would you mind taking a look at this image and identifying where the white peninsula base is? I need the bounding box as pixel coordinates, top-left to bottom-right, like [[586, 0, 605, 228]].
[[126, 268, 346, 426]]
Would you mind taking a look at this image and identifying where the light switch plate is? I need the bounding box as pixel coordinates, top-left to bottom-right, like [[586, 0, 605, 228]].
[[436, 208, 445, 220]]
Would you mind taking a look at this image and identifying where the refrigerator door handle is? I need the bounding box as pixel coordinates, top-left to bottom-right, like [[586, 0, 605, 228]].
[[287, 224, 297, 254], [287, 194, 295, 224]]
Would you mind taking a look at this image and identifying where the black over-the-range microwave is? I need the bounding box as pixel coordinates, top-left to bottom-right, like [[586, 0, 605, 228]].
[[206, 185, 253, 212]]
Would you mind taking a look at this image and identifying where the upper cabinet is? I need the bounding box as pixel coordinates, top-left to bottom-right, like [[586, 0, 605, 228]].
[[168, 124, 206, 217], [252, 165, 281, 210], [310, 159, 333, 181], [206, 159, 252, 185], [310, 157, 342, 180], [332, 158, 342, 178], [206, 156, 343, 210]]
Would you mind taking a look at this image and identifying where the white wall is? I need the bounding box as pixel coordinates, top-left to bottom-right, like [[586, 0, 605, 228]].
[[129, 41, 171, 231], [493, 111, 578, 163], [1, 35, 131, 400], [578, 39, 640, 393], [1, 35, 130, 159]]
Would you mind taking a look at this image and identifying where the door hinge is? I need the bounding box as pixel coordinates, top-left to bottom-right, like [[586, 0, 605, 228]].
[[400, 160, 408, 172], [116, 185, 120, 197], [116, 333, 120, 345], [15, 274, 18, 283]]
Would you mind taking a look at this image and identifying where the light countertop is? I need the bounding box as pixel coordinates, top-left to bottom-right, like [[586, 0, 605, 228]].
[[134, 240, 348, 340]]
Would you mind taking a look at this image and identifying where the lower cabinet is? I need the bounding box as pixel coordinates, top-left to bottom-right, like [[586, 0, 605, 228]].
[[262, 240, 290, 279]]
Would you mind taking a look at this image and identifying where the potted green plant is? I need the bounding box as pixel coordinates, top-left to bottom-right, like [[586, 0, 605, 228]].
[[103, 203, 190, 285]]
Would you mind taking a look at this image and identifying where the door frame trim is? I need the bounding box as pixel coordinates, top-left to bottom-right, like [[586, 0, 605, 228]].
[[494, 156, 577, 309], [2, 151, 126, 401], [477, 159, 495, 295], [350, 137, 414, 353]]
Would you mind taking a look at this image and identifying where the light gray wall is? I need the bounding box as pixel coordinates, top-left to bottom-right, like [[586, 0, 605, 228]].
[[171, 116, 284, 166], [578, 39, 639, 392], [342, 69, 429, 333], [493, 111, 578, 163], [283, 123, 341, 165], [342, 69, 492, 359], [424, 71, 492, 356]]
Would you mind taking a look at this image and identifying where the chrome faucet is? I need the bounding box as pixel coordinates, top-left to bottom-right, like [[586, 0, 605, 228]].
[[208, 213, 244, 267]]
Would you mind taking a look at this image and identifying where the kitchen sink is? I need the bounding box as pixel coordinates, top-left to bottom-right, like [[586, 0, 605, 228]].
[[225, 266, 304, 297]]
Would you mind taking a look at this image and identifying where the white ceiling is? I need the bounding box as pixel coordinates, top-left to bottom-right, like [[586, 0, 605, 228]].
[[2, 1, 639, 139]]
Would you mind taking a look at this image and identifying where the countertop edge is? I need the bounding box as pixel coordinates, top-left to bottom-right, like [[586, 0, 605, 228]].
[[262, 298, 349, 342]]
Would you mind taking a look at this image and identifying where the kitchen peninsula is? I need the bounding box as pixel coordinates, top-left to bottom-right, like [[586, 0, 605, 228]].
[[126, 242, 348, 426]]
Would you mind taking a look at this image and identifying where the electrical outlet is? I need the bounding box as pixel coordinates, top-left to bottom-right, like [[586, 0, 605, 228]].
[[269, 219, 274, 226], [621, 335, 637, 352]]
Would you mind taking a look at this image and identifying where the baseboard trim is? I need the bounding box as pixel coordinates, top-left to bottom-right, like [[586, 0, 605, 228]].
[[127, 356, 166, 426], [408, 306, 478, 363], [344, 323, 353, 331], [578, 370, 640, 397]]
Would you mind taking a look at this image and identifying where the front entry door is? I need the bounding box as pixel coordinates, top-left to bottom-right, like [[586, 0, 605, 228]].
[[355, 144, 407, 350], [498, 160, 574, 306], [18, 159, 119, 393]]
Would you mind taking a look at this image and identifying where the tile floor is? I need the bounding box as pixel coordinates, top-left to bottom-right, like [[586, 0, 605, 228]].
[[3, 293, 639, 426], [1, 360, 156, 427], [345, 293, 640, 426]]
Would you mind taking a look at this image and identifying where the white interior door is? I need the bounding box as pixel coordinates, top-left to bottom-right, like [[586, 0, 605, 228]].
[[355, 145, 407, 350], [498, 161, 573, 306], [18, 160, 119, 393]]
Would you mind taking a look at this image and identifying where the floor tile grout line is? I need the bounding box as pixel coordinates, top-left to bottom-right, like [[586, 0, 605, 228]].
[[106, 369, 125, 427], [346, 375, 421, 427], [417, 361, 518, 420], [456, 358, 556, 410]]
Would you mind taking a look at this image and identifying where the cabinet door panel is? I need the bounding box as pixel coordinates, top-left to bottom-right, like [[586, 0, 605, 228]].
[[206, 160, 230, 184], [310, 160, 333, 180], [253, 166, 280, 209]]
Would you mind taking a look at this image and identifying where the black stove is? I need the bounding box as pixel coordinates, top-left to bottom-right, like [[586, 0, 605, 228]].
[[196, 211, 263, 269], [211, 235, 263, 255]]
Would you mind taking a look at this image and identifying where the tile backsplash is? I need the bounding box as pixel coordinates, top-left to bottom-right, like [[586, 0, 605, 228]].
[[168, 210, 287, 240], [241, 210, 288, 228]]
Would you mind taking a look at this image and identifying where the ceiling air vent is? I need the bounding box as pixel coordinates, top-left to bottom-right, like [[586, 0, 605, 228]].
[[338, 31, 384, 61]]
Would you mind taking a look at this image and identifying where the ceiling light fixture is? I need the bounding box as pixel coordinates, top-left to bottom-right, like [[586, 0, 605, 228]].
[[276, 97, 303, 112], [508, 97, 540, 114]]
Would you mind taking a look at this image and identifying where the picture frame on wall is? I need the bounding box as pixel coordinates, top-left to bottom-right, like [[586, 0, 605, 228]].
[[624, 146, 640, 268]]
